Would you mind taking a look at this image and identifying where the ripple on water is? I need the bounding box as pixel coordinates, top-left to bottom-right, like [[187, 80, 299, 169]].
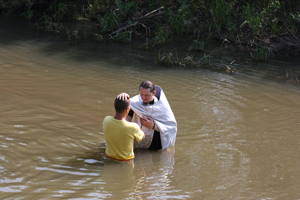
[[1, 16, 300, 199]]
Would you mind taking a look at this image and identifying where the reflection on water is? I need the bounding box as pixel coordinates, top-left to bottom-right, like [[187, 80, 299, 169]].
[[1, 17, 300, 199], [100, 147, 176, 199]]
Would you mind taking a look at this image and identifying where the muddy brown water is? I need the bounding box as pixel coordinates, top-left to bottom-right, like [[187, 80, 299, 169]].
[[1, 17, 300, 199]]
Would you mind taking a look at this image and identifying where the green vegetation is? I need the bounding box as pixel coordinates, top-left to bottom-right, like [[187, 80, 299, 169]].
[[158, 49, 216, 68], [109, 30, 132, 43], [251, 47, 272, 61], [151, 29, 170, 47], [189, 38, 205, 52], [1, 0, 300, 64]]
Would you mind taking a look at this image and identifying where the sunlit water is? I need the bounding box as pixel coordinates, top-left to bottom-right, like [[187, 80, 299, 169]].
[[1, 17, 300, 200]]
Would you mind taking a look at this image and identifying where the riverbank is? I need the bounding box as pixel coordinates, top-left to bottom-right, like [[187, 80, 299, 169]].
[[1, 0, 300, 62]]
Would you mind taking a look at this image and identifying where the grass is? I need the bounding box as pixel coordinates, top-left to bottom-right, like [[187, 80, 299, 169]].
[[95, 33, 103, 41], [109, 30, 132, 43], [158, 49, 215, 68], [251, 47, 271, 61], [151, 29, 170, 47], [189, 38, 205, 52], [100, 11, 119, 32], [42, 13, 65, 33], [140, 38, 149, 49]]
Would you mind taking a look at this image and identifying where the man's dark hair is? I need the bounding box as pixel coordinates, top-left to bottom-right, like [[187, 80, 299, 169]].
[[114, 98, 130, 113], [139, 80, 155, 93]]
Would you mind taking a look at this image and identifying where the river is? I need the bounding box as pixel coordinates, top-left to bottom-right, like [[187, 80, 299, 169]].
[[1, 17, 300, 199]]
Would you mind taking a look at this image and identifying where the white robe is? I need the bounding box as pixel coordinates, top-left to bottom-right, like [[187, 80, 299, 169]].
[[129, 87, 177, 150]]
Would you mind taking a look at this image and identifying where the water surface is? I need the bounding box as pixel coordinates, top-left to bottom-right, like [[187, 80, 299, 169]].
[[1, 17, 300, 199]]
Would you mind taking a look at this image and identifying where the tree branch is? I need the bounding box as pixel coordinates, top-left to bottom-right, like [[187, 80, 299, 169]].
[[110, 6, 165, 35]]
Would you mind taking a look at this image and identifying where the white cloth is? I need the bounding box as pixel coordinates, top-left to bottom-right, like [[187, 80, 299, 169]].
[[130, 87, 177, 150]]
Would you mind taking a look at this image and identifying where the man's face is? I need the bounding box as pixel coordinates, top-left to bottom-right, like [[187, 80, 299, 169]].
[[139, 87, 155, 104]]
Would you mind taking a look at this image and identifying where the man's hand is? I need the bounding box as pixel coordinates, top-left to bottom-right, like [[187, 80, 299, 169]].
[[117, 93, 130, 101], [140, 116, 154, 129]]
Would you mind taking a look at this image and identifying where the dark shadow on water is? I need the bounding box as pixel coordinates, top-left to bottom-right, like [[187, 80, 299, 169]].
[[1, 15, 299, 88], [0, 15, 157, 66]]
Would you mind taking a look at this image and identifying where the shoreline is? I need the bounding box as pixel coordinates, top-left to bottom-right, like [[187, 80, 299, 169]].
[[1, 0, 300, 61]]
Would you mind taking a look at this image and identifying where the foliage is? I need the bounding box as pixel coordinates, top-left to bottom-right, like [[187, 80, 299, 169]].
[[158, 49, 213, 68], [251, 47, 271, 61], [140, 38, 149, 49], [40, 13, 65, 32], [1, 0, 300, 57], [115, 0, 137, 20], [150, 29, 169, 47], [99, 10, 119, 32], [167, 1, 192, 35], [109, 30, 132, 43], [189, 38, 205, 52], [209, 0, 237, 30], [240, 3, 262, 37], [67, 29, 81, 40]]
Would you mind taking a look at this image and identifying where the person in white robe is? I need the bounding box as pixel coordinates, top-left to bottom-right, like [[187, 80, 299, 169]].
[[117, 80, 177, 150]]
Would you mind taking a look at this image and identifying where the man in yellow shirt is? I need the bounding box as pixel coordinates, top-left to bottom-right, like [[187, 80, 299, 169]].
[[103, 97, 145, 161]]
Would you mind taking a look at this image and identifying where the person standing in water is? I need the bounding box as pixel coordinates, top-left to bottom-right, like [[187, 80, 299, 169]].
[[117, 80, 177, 150], [103, 97, 145, 161]]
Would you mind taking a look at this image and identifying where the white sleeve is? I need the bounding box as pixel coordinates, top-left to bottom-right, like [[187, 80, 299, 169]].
[[153, 122, 160, 132]]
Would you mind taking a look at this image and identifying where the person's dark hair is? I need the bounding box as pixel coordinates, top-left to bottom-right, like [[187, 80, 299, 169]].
[[114, 98, 130, 113], [139, 80, 155, 93]]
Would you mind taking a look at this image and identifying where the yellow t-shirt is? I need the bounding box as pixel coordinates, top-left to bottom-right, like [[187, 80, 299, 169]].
[[103, 116, 144, 161]]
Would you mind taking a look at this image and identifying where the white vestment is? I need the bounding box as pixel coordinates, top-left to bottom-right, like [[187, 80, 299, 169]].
[[129, 87, 177, 150]]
